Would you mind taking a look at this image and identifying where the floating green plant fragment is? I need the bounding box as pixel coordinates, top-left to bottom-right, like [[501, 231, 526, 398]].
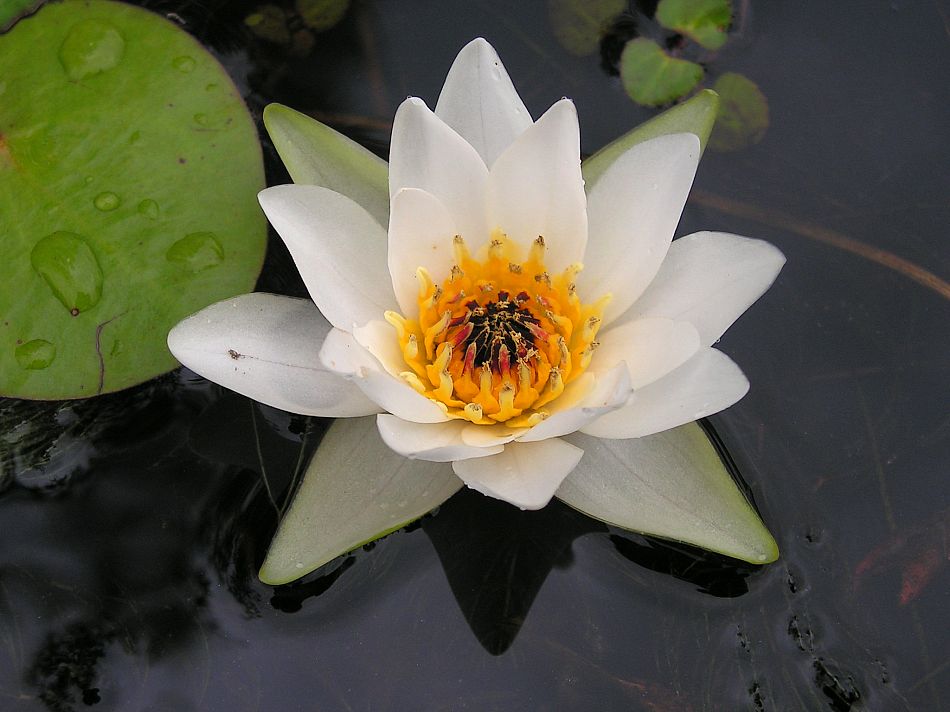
[[620, 38, 703, 107], [295, 0, 349, 31], [709, 72, 769, 152], [656, 0, 732, 51], [0, 0, 266, 399], [244, 4, 291, 44], [547, 0, 625, 57], [0, 0, 44, 32]]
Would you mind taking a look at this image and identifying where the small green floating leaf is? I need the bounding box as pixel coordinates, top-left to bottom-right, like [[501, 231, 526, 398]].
[[709, 72, 769, 152], [656, 0, 732, 51], [0, 0, 45, 33], [0, 0, 266, 398], [260, 416, 463, 585], [583, 89, 719, 189], [559, 424, 778, 564], [244, 4, 291, 44], [620, 37, 703, 107], [547, 0, 625, 57], [294, 0, 349, 31]]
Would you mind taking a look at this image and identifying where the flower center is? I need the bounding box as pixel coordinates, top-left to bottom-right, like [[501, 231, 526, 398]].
[[385, 230, 608, 426]]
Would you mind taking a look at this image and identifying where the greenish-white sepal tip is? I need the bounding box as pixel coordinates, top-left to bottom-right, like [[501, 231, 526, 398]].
[[262, 103, 390, 227], [582, 89, 720, 191], [258, 416, 463, 585], [558, 422, 778, 565]]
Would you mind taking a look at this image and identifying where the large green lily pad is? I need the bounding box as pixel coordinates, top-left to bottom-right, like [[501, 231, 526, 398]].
[[0, 0, 266, 399]]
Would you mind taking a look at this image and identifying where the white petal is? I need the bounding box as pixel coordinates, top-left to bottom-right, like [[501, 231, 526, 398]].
[[168, 293, 380, 417], [353, 368, 449, 424], [377, 415, 503, 462], [435, 38, 533, 168], [460, 423, 522, 448], [452, 438, 584, 510], [517, 363, 631, 442], [557, 424, 778, 564], [258, 185, 396, 330], [487, 99, 587, 272], [388, 188, 457, 317], [318, 327, 375, 376], [259, 416, 463, 584], [617, 231, 786, 345], [389, 98, 489, 246], [352, 319, 405, 377], [592, 317, 701, 388], [581, 348, 749, 439], [579, 133, 701, 324], [321, 325, 450, 424]]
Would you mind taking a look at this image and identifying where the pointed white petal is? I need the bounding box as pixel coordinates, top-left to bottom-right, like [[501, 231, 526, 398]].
[[592, 317, 701, 388], [389, 98, 489, 246], [460, 423, 523, 448], [352, 319, 405, 377], [258, 185, 395, 330], [517, 363, 631, 442], [377, 415, 503, 462], [263, 103, 390, 226], [487, 99, 587, 272], [452, 438, 584, 510], [168, 293, 380, 417], [259, 416, 463, 584], [617, 231, 786, 345], [318, 327, 375, 376], [579, 133, 701, 324], [581, 348, 749, 439], [558, 424, 778, 564], [435, 38, 533, 168], [320, 325, 449, 424], [353, 368, 449, 424], [388, 188, 458, 317], [582, 90, 719, 189]]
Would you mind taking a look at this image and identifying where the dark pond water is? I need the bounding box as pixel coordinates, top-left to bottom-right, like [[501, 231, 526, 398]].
[[2, 1, 949, 710]]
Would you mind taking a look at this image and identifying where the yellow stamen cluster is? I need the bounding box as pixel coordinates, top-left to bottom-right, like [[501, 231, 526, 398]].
[[386, 230, 609, 426]]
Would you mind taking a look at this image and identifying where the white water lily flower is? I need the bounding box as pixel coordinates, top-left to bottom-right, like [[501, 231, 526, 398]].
[[168, 39, 785, 582]]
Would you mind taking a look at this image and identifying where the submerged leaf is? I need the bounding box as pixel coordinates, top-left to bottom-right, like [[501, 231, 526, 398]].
[[263, 103, 390, 226], [0, 0, 266, 399], [558, 423, 778, 564], [708, 72, 769, 152], [547, 0, 626, 57], [656, 0, 732, 51], [582, 89, 719, 189], [620, 37, 703, 107], [259, 416, 463, 585], [295, 0, 350, 31]]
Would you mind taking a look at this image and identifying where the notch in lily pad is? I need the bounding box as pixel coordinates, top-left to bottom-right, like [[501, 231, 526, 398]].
[[656, 0, 732, 51], [620, 38, 704, 107]]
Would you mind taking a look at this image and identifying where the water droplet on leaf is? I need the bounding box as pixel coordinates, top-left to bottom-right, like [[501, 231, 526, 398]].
[[15, 339, 56, 370], [93, 191, 120, 211], [166, 232, 224, 272], [172, 55, 196, 72], [137, 198, 159, 220], [59, 19, 125, 80], [30, 231, 104, 313]]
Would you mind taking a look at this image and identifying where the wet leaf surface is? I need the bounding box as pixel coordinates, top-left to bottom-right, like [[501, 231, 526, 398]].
[[0, 0, 266, 399]]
